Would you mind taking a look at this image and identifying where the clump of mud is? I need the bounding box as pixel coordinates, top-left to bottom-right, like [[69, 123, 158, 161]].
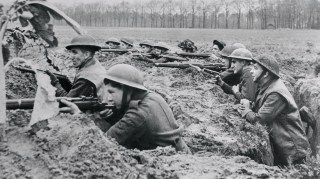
[[5, 65, 37, 99], [2, 113, 179, 178]]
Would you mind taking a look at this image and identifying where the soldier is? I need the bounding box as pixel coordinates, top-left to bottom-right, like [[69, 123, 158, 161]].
[[46, 35, 106, 100], [209, 40, 225, 61], [238, 55, 309, 166], [218, 44, 243, 86], [139, 40, 154, 53], [105, 37, 121, 49], [60, 64, 191, 153], [213, 48, 257, 102], [133, 42, 170, 64], [120, 38, 134, 49], [132, 40, 154, 62]]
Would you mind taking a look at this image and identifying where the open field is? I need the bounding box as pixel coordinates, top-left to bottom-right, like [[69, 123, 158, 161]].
[[2, 27, 320, 178]]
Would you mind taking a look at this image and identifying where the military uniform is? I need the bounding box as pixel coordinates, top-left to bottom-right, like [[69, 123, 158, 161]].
[[242, 78, 309, 165], [220, 66, 257, 102], [240, 54, 309, 166], [107, 91, 190, 152]]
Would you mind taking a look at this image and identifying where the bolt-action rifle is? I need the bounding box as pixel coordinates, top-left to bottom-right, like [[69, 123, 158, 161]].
[[159, 54, 189, 62], [189, 64, 220, 76], [154, 62, 226, 72], [6, 96, 115, 111], [100, 47, 138, 54], [176, 52, 211, 59], [13, 65, 72, 92]]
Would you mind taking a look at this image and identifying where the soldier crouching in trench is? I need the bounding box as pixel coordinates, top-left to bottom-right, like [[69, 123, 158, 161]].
[[237, 54, 309, 166], [46, 35, 107, 100], [59, 64, 191, 153]]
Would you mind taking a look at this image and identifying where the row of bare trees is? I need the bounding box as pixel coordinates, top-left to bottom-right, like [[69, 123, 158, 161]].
[[54, 0, 320, 29]]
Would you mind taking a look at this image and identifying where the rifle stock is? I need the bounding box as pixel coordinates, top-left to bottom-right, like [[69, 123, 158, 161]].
[[6, 97, 115, 111], [13, 65, 72, 92]]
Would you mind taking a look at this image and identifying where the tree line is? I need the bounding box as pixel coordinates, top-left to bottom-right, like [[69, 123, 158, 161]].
[[54, 0, 320, 29]]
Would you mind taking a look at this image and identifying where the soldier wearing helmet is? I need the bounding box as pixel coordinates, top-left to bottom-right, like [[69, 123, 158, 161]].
[[47, 35, 106, 100], [209, 40, 226, 61], [238, 55, 309, 166], [218, 44, 243, 86], [120, 38, 134, 49], [139, 40, 154, 53], [213, 48, 257, 102], [60, 64, 191, 153], [105, 37, 121, 49]]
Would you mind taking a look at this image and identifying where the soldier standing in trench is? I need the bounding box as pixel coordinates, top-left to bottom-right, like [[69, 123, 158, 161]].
[[238, 55, 309, 166], [59, 64, 191, 153], [46, 35, 107, 101], [213, 48, 257, 102]]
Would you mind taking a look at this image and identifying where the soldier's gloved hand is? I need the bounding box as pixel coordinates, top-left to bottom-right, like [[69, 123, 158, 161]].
[[59, 99, 81, 115], [99, 109, 113, 118], [45, 70, 59, 86], [212, 75, 223, 86]]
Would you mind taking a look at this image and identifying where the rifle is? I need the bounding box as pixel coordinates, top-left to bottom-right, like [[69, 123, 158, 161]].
[[154, 63, 226, 72], [100, 48, 138, 54], [176, 52, 211, 59], [159, 55, 188, 62], [6, 96, 115, 111], [13, 65, 72, 92], [189, 64, 220, 76]]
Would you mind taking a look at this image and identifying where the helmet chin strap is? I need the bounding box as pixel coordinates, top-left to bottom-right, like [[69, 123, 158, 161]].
[[78, 52, 92, 69], [120, 86, 129, 111]]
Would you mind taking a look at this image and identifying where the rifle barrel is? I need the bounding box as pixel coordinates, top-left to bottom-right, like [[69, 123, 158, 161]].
[[6, 97, 115, 111], [176, 52, 211, 58]]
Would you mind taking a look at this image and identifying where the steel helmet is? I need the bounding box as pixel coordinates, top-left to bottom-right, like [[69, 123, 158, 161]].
[[253, 54, 280, 78], [228, 48, 253, 61], [213, 40, 226, 51], [65, 35, 101, 51], [104, 64, 147, 91], [153, 42, 169, 51], [106, 37, 121, 45], [139, 40, 153, 47], [218, 45, 239, 58], [120, 38, 134, 47], [232, 43, 246, 49]]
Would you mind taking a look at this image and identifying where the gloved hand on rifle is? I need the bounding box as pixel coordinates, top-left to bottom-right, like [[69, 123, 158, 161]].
[[45, 70, 59, 86], [212, 75, 223, 86]]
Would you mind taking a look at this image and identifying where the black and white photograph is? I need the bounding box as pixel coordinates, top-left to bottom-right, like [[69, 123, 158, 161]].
[[0, 0, 320, 178]]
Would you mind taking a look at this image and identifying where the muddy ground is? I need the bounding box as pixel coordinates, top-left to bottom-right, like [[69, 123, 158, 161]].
[[2, 34, 320, 178]]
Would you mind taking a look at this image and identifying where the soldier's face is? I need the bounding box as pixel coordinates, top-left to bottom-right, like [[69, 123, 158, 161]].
[[251, 63, 264, 82], [108, 42, 119, 49], [222, 57, 231, 68], [212, 45, 220, 54], [231, 59, 245, 74], [153, 48, 162, 55], [141, 45, 151, 53], [69, 47, 89, 68], [120, 43, 130, 49], [105, 83, 123, 109]]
